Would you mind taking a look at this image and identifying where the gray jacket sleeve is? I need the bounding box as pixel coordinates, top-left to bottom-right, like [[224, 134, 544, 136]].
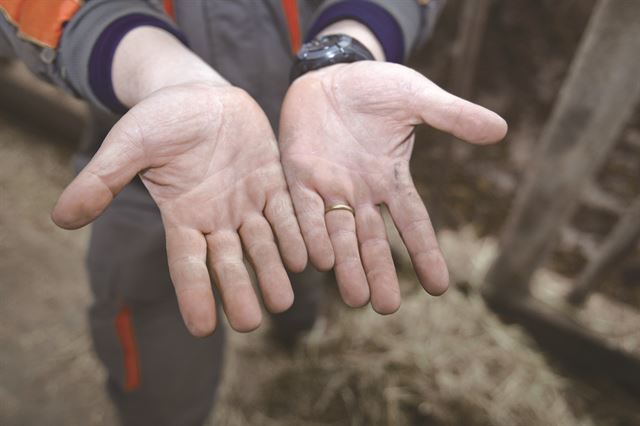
[[0, 21, 16, 58], [314, 0, 446, 61], [0, 0, 175, 108]]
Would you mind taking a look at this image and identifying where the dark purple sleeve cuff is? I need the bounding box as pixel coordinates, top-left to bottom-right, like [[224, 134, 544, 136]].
[[305, 0, 404, 63], [88, 14, 188, 115]]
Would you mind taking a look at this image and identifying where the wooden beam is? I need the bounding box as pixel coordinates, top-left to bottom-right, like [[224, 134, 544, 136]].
[[568, 196, 640, 305], [430, 0, 493, 227], [485, 294, 640, 393], [449, 0, 492, 99], [484, 0, 640, 297]]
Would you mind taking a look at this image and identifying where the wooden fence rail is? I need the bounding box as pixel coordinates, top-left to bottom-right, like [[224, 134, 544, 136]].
[[485, 0, 640, 299]]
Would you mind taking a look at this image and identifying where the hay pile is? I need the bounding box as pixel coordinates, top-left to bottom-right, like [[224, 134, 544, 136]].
[[210, 228, 639, 426]]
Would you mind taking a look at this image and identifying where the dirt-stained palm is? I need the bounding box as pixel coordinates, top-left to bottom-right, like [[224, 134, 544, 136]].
[[279, 62, 507, 314], [52, 83, 307, 336]]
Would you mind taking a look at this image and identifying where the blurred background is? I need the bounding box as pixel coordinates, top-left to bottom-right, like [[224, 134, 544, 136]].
[[1, 0, 639, 425]]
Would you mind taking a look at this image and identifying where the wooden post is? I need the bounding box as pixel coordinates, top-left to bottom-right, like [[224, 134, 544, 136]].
[[484, 0, 640, 299], [567, 196, 640, 305], [431, 0, 493, 228], [449, 0, 492, 99]]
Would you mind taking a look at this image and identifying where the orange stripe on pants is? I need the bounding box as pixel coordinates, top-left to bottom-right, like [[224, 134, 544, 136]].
[[281, 0, 301, 53], [114, 305, 141, 391]]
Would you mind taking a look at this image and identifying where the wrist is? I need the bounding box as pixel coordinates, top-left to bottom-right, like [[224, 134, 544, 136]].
[[316, 20, 385, 61], [112, 26, 229, 108], [306, 1, 404, 63]]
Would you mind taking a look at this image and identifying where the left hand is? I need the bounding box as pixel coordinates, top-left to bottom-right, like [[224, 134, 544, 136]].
[[279, 61, 507, 314]]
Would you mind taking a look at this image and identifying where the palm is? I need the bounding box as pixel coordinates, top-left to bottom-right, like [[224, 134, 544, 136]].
[[136, 85, 285, 229], [280, 61, 507, 313], [53, 83, 306, 335], [282, 62, 419, 208]]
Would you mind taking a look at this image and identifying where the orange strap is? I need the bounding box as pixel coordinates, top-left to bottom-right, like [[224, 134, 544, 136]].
[[114, 305, 141, 392], [281, 0, 301, 53], [0, 0, 82, 48]]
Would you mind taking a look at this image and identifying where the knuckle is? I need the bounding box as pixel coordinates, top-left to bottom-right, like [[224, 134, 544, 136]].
[[334, 255, 360, 269], [360, 236, 388, 250], [246, 239, 277, 259], [169, 255, 204, 270], [328, 228, 356, 241], [211, 259, 245, 280], [401, 217, 431, 235], [366, 265, 394, 283], [413, 246, 445, 269], [304, 223, 330, 242]]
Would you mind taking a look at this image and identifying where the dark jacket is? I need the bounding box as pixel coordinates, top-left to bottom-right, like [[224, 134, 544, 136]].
[[0, 0, 444, 124]]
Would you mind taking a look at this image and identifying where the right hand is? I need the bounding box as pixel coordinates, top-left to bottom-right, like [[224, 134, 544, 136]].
[[52, 82, 307, 336]]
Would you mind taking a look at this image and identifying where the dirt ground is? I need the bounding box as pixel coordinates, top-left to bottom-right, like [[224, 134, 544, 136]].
[[0, 114, 115, 425], [2, 1, 640, 425]]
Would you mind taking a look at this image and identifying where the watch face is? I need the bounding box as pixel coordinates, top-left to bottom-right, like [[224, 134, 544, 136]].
[[299, 35, 351, 61]]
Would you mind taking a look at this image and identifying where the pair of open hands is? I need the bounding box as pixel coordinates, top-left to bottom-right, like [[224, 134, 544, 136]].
[[52, 61, 507, 336]]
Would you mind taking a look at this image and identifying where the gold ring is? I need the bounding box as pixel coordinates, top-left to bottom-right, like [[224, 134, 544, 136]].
[[325, 203, 355, 215]]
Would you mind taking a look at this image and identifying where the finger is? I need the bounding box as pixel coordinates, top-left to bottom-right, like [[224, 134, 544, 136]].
[[206, 230, 262, 332], [356, 205, 400, 314], [165, 226, 217, 337], [52, 116, 147, 229], [413, 76, 508, 144], [289, 185, 334, 271], [325, 207, 370, 307], [240, 216, 294, 314], [264, 190, 307, 273], [387, 185, 449, 296]]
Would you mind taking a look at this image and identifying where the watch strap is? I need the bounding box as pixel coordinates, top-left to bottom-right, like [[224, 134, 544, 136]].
[[290, 34, 374, 82]]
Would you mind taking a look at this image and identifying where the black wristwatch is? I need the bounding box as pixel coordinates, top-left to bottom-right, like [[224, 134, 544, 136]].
[[289, 34, 375, 82]]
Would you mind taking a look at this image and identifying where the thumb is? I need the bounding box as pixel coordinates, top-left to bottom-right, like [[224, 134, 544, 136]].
[[414, 76, 508, 144], [52, 117, 147, 229]]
